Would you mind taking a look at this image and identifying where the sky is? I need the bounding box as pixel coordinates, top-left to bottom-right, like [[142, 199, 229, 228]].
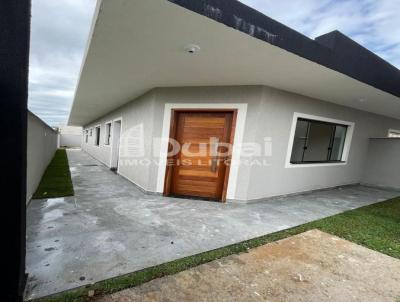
[[29, 0, 400, 127]]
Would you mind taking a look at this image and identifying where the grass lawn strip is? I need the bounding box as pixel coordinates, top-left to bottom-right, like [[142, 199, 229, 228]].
[[32, 149, 74, 199]]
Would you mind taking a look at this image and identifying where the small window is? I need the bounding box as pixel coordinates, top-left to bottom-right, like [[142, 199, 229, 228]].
[[85, 130, 88, 143], [290, 118, 348, 164], [95, 126, 100, 146], [90, 129, 93, 136], [388, 129, 400, 138], [104, 123, 111, 145]]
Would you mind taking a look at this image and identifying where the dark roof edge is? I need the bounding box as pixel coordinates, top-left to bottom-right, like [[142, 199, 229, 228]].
[[168, 0, 400, 98]]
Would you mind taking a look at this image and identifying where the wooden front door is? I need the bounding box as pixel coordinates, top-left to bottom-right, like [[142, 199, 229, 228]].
[[165, 110, 236, 202]]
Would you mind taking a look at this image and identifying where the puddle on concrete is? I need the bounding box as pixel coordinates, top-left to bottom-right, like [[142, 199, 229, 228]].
[[45, 198, 66, 208], [43, 209, 64, 221]]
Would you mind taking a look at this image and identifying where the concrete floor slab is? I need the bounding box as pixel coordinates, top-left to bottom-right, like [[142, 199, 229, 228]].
[[25, 150, 400, 299], [96, 230, 400, 302]]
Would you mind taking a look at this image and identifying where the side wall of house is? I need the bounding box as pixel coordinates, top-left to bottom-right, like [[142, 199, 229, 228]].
[[27, 112, 58, 202], [81, 85, 400, 201], [82, 91, 156, 191], [81, 87, 263, 196], [245, 86, 400, 200]]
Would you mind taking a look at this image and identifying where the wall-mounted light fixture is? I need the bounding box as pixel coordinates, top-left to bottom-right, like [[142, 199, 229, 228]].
[[184, 44, 201, 54]]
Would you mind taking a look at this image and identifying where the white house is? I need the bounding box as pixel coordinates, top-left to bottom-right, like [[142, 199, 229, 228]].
[[68, 0, 400, 202]]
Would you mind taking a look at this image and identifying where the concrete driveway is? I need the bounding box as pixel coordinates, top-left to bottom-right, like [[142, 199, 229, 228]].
[[26, 149, 400, 299]]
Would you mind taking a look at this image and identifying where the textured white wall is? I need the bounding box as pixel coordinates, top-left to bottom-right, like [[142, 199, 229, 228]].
[[362, 139, 400, 189], [82, 91, 156, 191], [27, 112, 58, 203], [59, 126, 82, 148], [60, 134, 82, 148], [245, 86, 400, 200]]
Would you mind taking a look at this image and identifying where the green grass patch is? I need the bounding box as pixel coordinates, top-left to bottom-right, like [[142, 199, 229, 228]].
[[33, 196, 400, 302], [32, 149, 74, 199]]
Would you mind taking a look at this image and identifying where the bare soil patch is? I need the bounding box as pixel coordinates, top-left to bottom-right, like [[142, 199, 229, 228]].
[[96, 229, 400, 302]]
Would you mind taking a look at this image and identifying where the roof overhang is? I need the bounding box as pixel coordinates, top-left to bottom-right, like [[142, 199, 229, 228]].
[[68, 0, 400, 125]]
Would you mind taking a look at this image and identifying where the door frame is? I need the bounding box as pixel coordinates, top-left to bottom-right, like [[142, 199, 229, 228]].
[[109, 117, 122, 171], [163, 109, 237, 202]]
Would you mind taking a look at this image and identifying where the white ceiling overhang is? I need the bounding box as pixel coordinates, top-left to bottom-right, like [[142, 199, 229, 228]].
[[68, 0, 400, 125]]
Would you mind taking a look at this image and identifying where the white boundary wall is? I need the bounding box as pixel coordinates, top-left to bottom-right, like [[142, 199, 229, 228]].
[[27, 111, 58, 203], [59, 126, 82, 148]]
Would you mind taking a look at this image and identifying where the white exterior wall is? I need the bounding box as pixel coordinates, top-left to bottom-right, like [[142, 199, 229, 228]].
[[60, 134, 82, 148], [81, 86, 400, 201], [82, 91, 156, 191], [27, 112, 58, 203], [362, 139, 400, 189], [244, 86, 400, 200], [59, 125, 83, 148]]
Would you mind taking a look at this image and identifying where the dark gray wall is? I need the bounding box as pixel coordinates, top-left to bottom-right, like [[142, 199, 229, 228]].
[[0, 0, 31, 300]]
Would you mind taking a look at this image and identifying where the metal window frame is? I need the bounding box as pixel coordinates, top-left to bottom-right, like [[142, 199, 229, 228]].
[[289, 117, 351, 165], [94, 125, 101, 146]]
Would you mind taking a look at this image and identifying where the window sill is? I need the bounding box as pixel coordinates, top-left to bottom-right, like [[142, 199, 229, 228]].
[[286, 161, 347, 168]]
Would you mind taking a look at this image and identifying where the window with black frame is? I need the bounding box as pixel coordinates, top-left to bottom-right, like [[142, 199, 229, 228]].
[[290, 118, 348, 164], [95, 126, 101, 146]]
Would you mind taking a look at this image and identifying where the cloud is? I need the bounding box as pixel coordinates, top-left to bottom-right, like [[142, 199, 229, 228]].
[[28, 0, 96, 127], [239, 0, 400, 68]]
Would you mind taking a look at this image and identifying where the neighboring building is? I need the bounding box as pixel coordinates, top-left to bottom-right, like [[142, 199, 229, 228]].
[[58, 125, 83, 148], [68, 0, 400, 202]]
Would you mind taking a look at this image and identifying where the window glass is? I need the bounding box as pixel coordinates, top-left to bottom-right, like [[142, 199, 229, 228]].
[[290, 120, 309, 163], [330, 125, 347, 161], [95, 127, 100, 146], [290, 118, 348, 164], [303, 122, 334, 162]]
